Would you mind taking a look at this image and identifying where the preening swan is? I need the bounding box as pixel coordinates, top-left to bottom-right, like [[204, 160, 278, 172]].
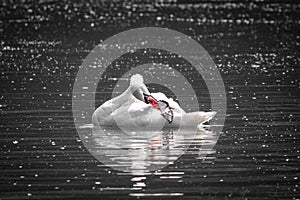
[[92, 74, 216, 130]]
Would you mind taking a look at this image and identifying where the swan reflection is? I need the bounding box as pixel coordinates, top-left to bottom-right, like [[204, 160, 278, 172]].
[[79, 124, 217, 174]]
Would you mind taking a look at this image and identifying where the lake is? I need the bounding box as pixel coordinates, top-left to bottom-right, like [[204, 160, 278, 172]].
[[0, 1, 299, 199]]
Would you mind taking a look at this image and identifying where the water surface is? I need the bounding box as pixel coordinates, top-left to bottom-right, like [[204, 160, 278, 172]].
[[0, 1, 299, 199]]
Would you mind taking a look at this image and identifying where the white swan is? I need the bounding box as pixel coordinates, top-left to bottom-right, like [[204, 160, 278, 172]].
[[92, 74, 216, 130]]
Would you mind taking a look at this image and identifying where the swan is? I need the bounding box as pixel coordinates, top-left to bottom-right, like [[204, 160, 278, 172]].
[[92, 74, 216, 131]]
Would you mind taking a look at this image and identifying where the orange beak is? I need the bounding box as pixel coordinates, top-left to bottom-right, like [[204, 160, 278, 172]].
[[147, 96, 159, 109]]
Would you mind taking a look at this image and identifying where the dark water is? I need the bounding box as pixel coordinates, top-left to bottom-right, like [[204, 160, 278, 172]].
[[1, 1, 299, 199]]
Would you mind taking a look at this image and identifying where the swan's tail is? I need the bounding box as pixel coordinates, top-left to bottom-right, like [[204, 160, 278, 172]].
[[181, 111, 216, 127], [198, 111, 217, 124]]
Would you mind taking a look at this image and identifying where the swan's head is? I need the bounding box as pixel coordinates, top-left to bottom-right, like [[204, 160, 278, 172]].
[[150, 92, 181, 111], [130, 74, 150, 102], [129, 74, 182, 110]]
